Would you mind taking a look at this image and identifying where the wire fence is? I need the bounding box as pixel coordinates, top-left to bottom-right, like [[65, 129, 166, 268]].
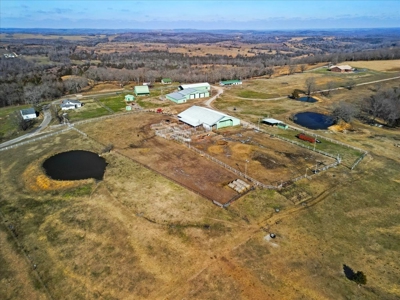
[[0, 127, 72, 152], [243, 120, 368, 170]]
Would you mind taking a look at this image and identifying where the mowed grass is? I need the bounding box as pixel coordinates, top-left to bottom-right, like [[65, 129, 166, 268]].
[[0, 105, 38, 142], [65, 99, 110, 121], [98, 95, 127, 112]]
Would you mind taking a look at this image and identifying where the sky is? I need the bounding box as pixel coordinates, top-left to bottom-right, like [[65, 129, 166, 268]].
[[1, 0, 399, 30]]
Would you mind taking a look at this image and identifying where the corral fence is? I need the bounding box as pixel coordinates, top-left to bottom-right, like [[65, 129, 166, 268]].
[[243, 120, 368, 169]]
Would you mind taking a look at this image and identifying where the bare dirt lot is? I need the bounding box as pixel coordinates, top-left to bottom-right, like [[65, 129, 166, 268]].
[[78, 113, 331, 204]]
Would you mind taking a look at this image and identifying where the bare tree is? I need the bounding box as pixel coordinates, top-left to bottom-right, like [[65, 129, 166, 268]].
[[288, 64, 297, 75], [300, 64, 307, 73], [305, 77, 316, 95], [265, 67, 274, 78], [332, 101, 359, 123]]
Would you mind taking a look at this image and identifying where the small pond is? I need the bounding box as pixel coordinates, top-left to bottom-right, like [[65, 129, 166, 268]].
[[43, 150, 107, 180], [297, 96, 318, 103], [293, 112, 335, 130]]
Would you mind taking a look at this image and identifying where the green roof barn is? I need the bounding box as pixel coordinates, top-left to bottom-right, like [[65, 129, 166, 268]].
[[134, 86, 150, 96], [161, 78, 172, 84]]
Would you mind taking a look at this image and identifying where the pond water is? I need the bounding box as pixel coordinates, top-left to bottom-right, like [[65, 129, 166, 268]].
[[293, 112, 335, 130], [297, 96, 318, 103], [43, 150, 107, 180]]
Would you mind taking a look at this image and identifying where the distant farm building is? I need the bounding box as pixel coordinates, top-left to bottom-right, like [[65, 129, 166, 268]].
[[20, 108, 36, 120], [178, 106, 240, 130], [60, 99, 82, 110], [220, 79, 242, 86], [134, 86, 150, 96], [166, 88, 210, 104], [167, 82, 211, 104], [161, 78, 172, 84], [262, 118, 288, 129], [125, 94, 135, 101], [178, 82, 210, 91], [328, 65, 354, 73]]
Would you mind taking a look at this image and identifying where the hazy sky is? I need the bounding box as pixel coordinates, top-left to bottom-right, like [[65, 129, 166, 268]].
[[1, 0, 399, 30]]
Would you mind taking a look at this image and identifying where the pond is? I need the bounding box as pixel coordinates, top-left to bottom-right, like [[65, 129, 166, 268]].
[[297, 96, 318, 103], [293, 112, 335, 130], [43, 150, 107, 180]]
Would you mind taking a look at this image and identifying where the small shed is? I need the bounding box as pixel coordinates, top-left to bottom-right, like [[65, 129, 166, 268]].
[[262, 118, 282, 126], [125, 94, 135, 101], [262, 118, 288, 129], [20, 108, 36, 120], [134, 86, 150, 96], [125, 105, 132, 111], [161, 78, 172, 84]]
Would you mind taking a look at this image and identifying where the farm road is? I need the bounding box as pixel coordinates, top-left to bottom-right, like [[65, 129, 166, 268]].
[[231, 75, 400, 101], [0, 107, 51, 148]]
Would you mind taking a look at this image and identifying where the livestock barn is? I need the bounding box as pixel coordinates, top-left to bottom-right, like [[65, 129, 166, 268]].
[[134, 86, 150, 96], [178, 82, 211, 91], [177, 106, 240, 130], [167, 82, 211, 104]]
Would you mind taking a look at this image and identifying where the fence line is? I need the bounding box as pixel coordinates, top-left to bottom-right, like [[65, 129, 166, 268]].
[[351, 152, 367, 170], [0, 127, 72, 152]]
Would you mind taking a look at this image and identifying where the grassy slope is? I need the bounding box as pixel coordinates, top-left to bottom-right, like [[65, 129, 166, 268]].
[[1, 61, 400, 299]]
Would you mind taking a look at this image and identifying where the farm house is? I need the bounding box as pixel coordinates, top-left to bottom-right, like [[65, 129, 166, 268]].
[[134, 86, 150, 96], [166, 88, 210, 104], [220, 79, 242, 86], [328, 65, 354, 72], [125, 94, 135, 101], [177, 106, 240, 130], [60, 99, 82, 110], [20, 107, 36, 120]]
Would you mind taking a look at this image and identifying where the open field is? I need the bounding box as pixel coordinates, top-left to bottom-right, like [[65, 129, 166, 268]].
[[348, 60, 400, 72], [1, 59, 400, 299], [1, 110, 400, 299]]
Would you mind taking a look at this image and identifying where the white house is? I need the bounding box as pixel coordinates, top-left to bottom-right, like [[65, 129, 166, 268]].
[[20, 108, 36, 120], [60, 99, 82, 110]]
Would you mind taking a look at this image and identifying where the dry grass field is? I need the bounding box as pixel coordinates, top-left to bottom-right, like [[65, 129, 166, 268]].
[[1, 60, 400, 300], [77, 41, 276, 57], [349, 60, 400, 71]]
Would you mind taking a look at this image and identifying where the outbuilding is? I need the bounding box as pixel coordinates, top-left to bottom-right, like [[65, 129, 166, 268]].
[[20, 107, 36, 120], [166, 88, 210, 104], [161, 78, 172, 84], [134, 86, 150, 96], [178, 82, 210, 91], [262, 118, 288, 129], [220, 79, 242, 86], [125, 94, 135, 101], [177, 106, 240, 130]]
